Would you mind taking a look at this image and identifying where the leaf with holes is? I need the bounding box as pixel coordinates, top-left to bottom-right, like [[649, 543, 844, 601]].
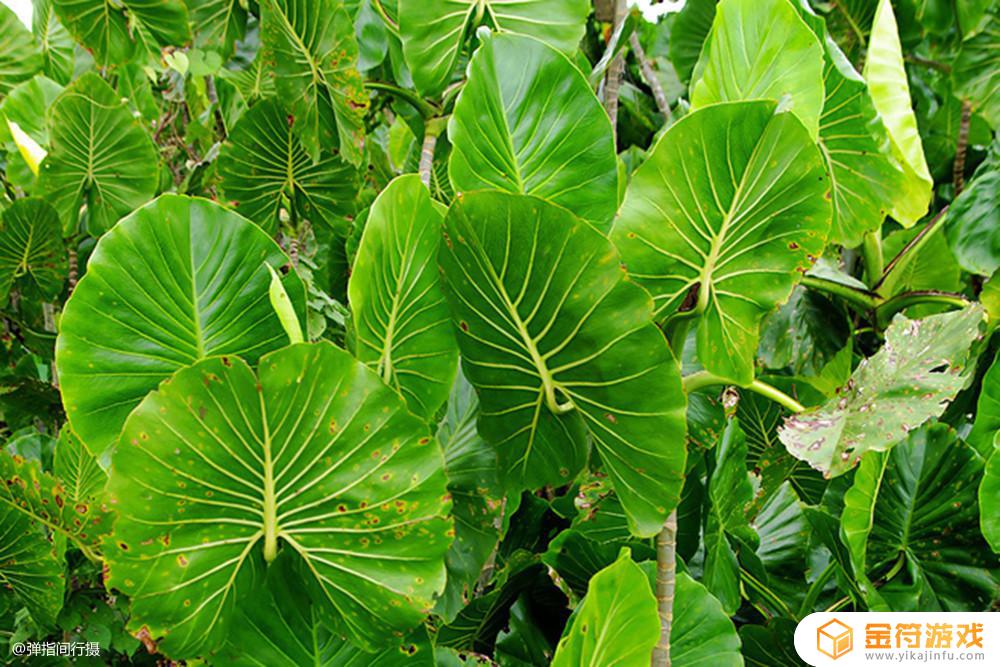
[[105, 342, 452, 658], [56, 195, 306, 459], [612, 101, 831, 386], [52, 0, 191, 65], [0, 198, 66, 303]]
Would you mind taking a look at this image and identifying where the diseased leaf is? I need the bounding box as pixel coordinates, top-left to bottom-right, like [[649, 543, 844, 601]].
[[0, 198, 66, 303], [612, 101, 831, 385], [0, 4, 42, 98], [106, 343, 452, 658], [440, 192, 687, 537], [52, 0, 191, 65], [349, 175, 458, 419], [779, 306, 984, 476], [56, 195, 306, 459], [944, 169, 1000, 277], [448, 33, 618, 230]]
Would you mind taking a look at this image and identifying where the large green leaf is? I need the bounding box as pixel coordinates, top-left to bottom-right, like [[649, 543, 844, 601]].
[[612, 101, 831, 385], [969, 357, 1000, 457], [349, 175, 458, 420], [779, 306, 984, 476], [982, 440, 999, 553], [398, 0, 589, 96], [944, 169, 999, 277], [439, 192, 688, 537], [0, 498, 64, 628], [447, 33, 618, 230], [954, 12, 999, 129], [32, 0, 74, 84], [0, 198, 66, 303], [841, 424, 998, 610], [670, 572, 743, 667], [188, 0, 248, 60], [0, 4, 42, 98], [38, 72, 159, 235], [260, 0, 369, 166], [217, 98, 359, 235], [105, 342, 452, 658], [56, 195, 306, 459], [863, 0, 932, 226], [551, 550, 659, 667], [690, 0, 825, 139], [669, 0, 718, 83], [52, 0, 191, 65]]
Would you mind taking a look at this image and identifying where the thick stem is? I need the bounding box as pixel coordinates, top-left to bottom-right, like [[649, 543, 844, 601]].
[[603, 0, 627, 139], [67, 247, 78, 295], [953, 99, 972, 196], [875, 291, 969, 328], [364, 81, 438, 118], [873, 206, 948, 291], [419, 131, 438, 188], [682, 371, 807, 413], [653, 510, 677, 667], [862, 230, 884, 287], [800, 275, 880, 311], [630, 33, 672, 123]]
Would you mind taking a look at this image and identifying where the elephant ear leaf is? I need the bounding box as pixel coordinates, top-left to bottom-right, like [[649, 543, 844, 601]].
[[439, 192, 687, 537], [0, 496, 64, 628], [780, 306, 984, 477], [0, 3, 42, 98], [448, 33, 618, 230], [56, 195, 305, 459], [0, 198, 66, 303], [188, 0, 248, 60], [53, 427, 107, 504], [39, 72, 159, 235], [690, 0, 825, 138], [105, 343, 452, 659], [551, 549, 659, 667], [52, 0, 191, 66], [969, 356, 1000, 457], [349, 174, 458, 420], [863, 0, 932, 227], [612, 101, 831, 386], [982, 437, 999, 554], [953, 12, 999, 129]]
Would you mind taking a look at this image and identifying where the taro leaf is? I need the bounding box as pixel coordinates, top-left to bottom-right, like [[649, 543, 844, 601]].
[[494, 596, 553, 667], [0, 75, 64, 146], [434, 371, 502, 623], [188, 0, 248, 60], [863, 0, 932, 226], [53, 428, 106, 504], [52, 0, 191, 66], [969, 357, 1000, 457], [542, 529, 654, 600], [841, 424, 999, 611], [669, 0, 717, 83], [439, 192, 688, 537], [982, 440, 999, 553], [447, 33, 618, 230], [758, 287, 850, 378], [0, 198, 67, 303], [550, 550, 659, 667], [349, 175, 458, 419], [260, 0, 369, 166], [56, 195, 306, 459], [217, 98, 359, 235], [612, 101, 831, 386], [39, 72, 159, 235], [31, 0, 73, 85], [0, 500, 63, 628], [690, 0, 825, 139], [0, 4, 42, 98], [944, 169, 1000, 277], [880, 226, 962, 307], [739, 619, 801, 667], [222, 51, 276, 106], [670, 572, 742, 667], [953, 12, 999, 129], [779, 306, 985, 477], [398, 0, 589, 97], [751, 482, 811, 606], [105, 343, 452, 658]]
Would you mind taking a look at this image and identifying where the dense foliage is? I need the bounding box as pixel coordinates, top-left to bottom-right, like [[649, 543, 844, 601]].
[[0, 0, 997, 664]]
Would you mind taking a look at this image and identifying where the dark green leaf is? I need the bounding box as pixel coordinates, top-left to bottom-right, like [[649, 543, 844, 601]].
[[0, 198, 66, 303]]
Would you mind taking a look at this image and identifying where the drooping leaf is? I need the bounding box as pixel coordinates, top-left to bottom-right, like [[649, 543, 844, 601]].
[[612, 101, 831, 385], [53, 427, 106, 503], [260, 0, 369, 166], [398, 0, 589, 96], [217, 98, 359, 235], [690, 0, 825, 138], [953, 12, 999, 129], [551, 550, 659, 667], [349, 175, 458, 419], [56, 195, 306, 459], [448, 33, 618, 230], [105, 342, 452, 658], [31, 0, 74, 84], [188, 0, 248, 60], [841, 424, 999, 610], [670, 572, 743, 667], [669, 0, 718, 83], [0, 499, 64, 628], [0, 4, 42, 98], [52, 0, 191, 66], [863, 0, 932, 226], [944, 169, 1000, 277], [0, 198, 66, 303], [38, 72, 159, 235], [780, 306, 984, 476], [968, 356, 1000, 457], [439, 192, 688, 537]]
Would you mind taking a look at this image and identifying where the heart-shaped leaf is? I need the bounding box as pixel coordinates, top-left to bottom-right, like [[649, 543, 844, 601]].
[[448, 33, 618, 230], [56, 195, 306, 459], [779, 306, 984, 477], [217, 98, 359, 235], [0, 4, 41, 98], [954, 12, 999, 129], [349, 175, 458, 419], [0, 198, 66, 303], [440, 192, 687, 537], [690, 0, 825, 138], [39, 72, 159, 235], [944, 169, 999, 277], [398, 0, 589, 96], [260, 0, 369, 166], [188, 0, 248, 60], [612, 100, 831, 385], [105, 342, 452, 658], [32, 0, 74, 84], [52, 0, 191, 65]]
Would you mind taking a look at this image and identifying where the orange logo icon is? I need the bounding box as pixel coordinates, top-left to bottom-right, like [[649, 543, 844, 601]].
[[817, 619, 853, 659]]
